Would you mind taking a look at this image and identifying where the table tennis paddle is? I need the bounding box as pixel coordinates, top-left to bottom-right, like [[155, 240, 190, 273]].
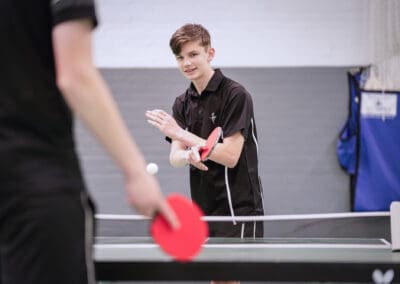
[[150, 194, 208, 262], [199, 126, 222, 161]]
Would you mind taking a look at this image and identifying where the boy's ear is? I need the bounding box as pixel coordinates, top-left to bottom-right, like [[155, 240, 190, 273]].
[[207, 47, 215, 62]]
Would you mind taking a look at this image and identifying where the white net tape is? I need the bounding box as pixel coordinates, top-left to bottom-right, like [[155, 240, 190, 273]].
[[96, 211, 390, 222], [364, 0, 400, 91]]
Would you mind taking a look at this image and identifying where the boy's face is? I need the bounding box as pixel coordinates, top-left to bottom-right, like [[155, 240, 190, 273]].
[[174, 40, 214, 82]]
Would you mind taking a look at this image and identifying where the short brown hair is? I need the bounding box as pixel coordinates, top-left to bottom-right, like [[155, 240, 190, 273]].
[[169, 23, 211, 55]]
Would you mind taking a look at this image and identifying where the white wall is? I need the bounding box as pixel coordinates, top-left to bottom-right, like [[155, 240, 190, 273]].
[[93, 0, 371, 68]]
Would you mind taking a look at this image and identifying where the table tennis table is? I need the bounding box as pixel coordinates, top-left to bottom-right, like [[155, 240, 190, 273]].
[[94, 236, 400, 283]]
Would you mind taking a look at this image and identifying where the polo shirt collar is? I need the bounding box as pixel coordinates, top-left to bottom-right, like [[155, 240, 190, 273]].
[[188, 69, 224, 97]]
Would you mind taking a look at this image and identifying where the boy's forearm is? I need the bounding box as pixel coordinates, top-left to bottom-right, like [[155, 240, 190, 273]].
[[169, 148, 189, 168], [174, 128, 205, 148]]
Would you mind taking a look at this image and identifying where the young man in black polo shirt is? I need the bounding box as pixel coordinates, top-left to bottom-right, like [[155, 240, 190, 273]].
[[0, 1, 177, 283], [146, 23, 264, 240]]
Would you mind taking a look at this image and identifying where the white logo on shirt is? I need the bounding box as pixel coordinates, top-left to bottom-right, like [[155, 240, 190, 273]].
[[210, 112, 217, 124]]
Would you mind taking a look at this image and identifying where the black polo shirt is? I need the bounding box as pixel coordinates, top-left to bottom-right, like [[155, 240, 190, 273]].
[[172, 69, 264, 216], [0, 0, 97, 194]]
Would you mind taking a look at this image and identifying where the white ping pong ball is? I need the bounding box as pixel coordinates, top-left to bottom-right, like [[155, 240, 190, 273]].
[[146, 163, 159, 175]]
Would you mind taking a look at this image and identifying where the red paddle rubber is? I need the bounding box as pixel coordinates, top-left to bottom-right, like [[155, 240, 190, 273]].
[[151, 194, 208, 262], [199, 127, 222, 161]]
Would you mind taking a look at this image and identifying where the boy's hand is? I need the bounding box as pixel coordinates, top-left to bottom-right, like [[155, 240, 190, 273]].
[[146, 109, 183, 140], [185, 146, 208, 171]]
